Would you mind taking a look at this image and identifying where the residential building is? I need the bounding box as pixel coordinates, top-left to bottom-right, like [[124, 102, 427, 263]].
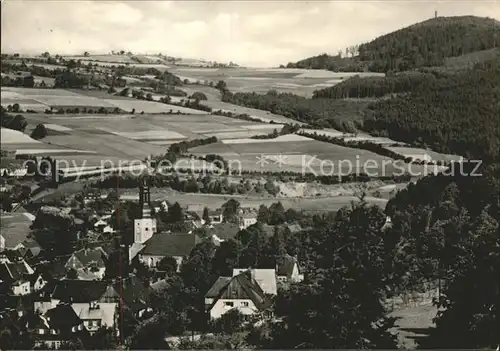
[[0, 259, 35, 295], [64, 247, 107, 280], [100, 275, 153, 318], [205, 223, 240, 246], [28, 303, 86, 349], [48, 280, 116, 333], [276, 255, 304, 284], [206, 209, 223, 224], [232, 268, 278, 295], [29, 272, 49, 293], [204, 270, 272, 320], [238, 208, 258, 229]]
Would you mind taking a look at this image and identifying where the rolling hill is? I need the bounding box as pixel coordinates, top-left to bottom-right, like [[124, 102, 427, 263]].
[[285, 16, 500, 73]]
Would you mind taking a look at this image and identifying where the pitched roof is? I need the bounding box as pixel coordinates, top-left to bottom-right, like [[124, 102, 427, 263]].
[[99, 275, 151, 310], [232, 268, 277, 295], [20, 239, 42, 257], [37, 259, 67, 280], [251, 269, 277, 296], [205, 277, 231, 298], [206, 223, 240, 241], [277, 255, 300, 277], [214, 271, 270, 310], [140, 232, 200, 257], [208, 209, 222, 217], [73, 303, 115, 326], [66, 247, 107, 269], [45, 303, 82, 330], [0, 261, 33, 282], [239, 208, 257, 218], [51, 280, 109, 303]]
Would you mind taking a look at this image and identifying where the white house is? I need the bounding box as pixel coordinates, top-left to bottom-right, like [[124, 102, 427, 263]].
[[238, 208, 258, 230], [206, 209, 223, 224], [64, 247, 107, 280], [49, 280, 117, 333], [0, 259, 35, 296], [204, 270, 272, 320], [232, 268, 278, 295], [276, 255, 304, 284]]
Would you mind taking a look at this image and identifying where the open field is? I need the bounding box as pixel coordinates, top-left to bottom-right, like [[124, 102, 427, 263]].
[[221, 134, 308, 144], [387, 146, 463, 162], [202, 99, 302, 124], [119, 188, 388, 213], [9, 108, 290, 164], [1, 128, 40, 144], [64, 54, 138, 64], [102, 98, 209, 114], [190, 138, 397, 174], [168, 67, 385, 97]]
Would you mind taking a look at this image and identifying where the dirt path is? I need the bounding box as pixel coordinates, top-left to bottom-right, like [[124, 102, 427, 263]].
[[388, 303, 438, 349]]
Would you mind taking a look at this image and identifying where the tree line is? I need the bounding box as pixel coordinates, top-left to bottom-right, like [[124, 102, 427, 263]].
[[363, 58, 500, 162], [221, 90, 368, 132]]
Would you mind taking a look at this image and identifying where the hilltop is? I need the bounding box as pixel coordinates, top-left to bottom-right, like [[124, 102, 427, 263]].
[[284, 16, 500, 73]]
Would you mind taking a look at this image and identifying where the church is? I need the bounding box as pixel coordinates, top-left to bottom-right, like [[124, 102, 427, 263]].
[[128, 178, 157, 262], [128, 178, 200, 271]]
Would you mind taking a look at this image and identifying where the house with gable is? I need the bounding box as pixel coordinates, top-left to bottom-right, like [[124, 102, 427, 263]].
[[204, 270, 272, 320], [48, 280, 116, 333], [205, 209, 223, 224], [64, 247, 108, 280], [276, 254, 304, 284], [238, 208, 258, 229], [100, 274, 153, 319], [205, 223, 240, 246], [232, 268, 278, 296], [26, 303, 87, 349], [0, 259, 35, 295]]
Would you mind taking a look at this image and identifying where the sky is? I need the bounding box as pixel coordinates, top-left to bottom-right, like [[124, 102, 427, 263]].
[[2, 0, 499, 67]]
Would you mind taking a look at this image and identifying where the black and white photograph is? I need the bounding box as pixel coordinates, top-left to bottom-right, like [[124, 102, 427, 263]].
[[0, 0, 499, 349]]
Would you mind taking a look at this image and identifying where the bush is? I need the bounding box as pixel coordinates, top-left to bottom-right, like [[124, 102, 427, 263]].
[[190, 92, 208, 100], [31, 124, 48, 140]]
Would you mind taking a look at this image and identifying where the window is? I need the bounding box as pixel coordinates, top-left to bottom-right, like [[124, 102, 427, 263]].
[[241, 301, 249, 307], [38, 329, 45, 334], [224, 301, 234, 307]]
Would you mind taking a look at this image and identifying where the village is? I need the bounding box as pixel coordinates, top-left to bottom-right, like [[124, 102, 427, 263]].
[[0, 171, 312, 348], [1, 0, 499, 349]]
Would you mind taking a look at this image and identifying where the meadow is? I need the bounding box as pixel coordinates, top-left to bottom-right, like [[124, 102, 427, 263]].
[[168, 67, 384, 97], [189, 137, 397, 175], [119, 188, 389, 213]]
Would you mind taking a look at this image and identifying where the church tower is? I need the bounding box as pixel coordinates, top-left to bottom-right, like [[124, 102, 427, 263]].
[[139, 180, 152, 218], [133, 178, 157, 244]]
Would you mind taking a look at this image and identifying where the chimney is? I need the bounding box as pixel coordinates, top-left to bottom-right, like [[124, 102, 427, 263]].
[[435, 10, 438, 18]]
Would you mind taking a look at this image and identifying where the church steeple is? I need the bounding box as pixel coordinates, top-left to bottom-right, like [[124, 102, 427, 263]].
[[139, 177, 151, 219]]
